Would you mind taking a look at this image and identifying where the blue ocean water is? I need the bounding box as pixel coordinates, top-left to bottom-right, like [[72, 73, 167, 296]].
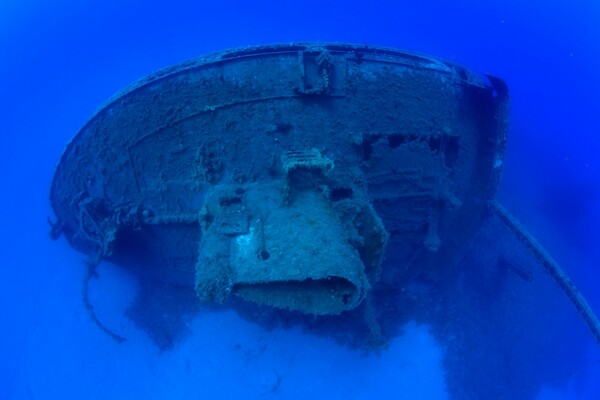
[[1, 0, 599, 399]]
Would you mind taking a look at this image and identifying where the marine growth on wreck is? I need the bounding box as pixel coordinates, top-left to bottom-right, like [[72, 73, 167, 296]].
[[49, 42, 600, 349]]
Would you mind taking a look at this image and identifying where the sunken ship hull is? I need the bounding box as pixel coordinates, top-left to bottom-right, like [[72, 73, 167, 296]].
[[50, 43, 508, 315]]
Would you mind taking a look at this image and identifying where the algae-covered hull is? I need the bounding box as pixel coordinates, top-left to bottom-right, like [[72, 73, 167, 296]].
[[50, 43, 508, 315]]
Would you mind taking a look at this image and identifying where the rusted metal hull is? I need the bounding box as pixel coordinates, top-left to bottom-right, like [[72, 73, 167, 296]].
[[50, 43, 508, 315]]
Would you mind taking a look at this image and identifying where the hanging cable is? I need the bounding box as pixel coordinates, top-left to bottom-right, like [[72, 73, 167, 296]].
[[490, 200, 600, 346]]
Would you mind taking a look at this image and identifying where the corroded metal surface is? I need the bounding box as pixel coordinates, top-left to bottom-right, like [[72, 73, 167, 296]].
[[50, 43, 508, 315]]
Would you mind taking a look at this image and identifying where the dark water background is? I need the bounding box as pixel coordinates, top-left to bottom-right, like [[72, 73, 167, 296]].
[[1, 0, 599, 398]]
